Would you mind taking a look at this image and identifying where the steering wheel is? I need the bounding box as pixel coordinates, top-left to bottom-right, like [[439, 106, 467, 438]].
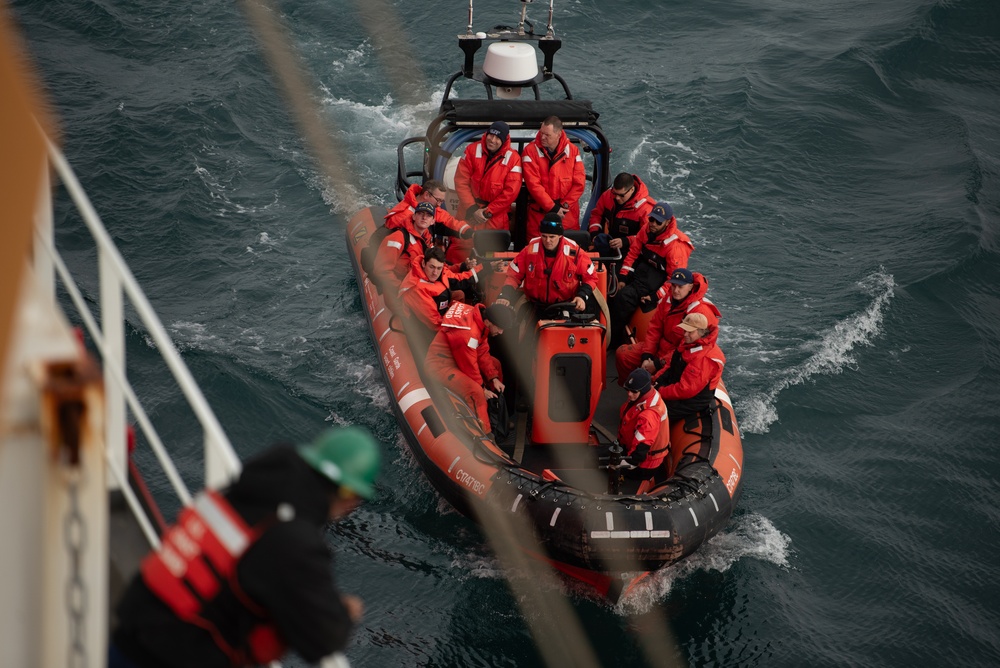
[[539, 301, 578, 321], [539, 301, 596, 323]]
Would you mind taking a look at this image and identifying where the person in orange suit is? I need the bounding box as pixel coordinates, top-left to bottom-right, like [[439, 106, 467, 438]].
[[616, 368, 671, 484], [400, 246, 481, 352], [521, 116, 586, 240], [609, 202, 694, 348], [496, 215, 598, 314], [425, 302, 514, 437], [386, 179, 473, 265], [655, 312, 726, 421], [374, 201, 437, 296], [453, 120, 523, 261], [614, 268, 721, 384], [587, 172, 656, 262]]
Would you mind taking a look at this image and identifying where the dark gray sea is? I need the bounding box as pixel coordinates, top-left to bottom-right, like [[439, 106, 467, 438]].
[[11, 0, 1000, 665]]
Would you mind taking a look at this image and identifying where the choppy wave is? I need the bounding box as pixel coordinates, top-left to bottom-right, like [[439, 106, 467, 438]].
[[738, 269, 896, 434]]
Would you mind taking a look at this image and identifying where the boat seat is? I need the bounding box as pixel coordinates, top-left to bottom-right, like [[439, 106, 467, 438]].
[[564, 229, 591, 249], [474, 229, 511, 254]]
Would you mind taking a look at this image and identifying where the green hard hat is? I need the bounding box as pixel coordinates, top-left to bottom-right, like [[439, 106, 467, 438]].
[[298, 427, 381, 499]]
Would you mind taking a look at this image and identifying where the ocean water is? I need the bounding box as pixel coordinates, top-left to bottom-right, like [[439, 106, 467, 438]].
[[11, 0, 1000, 665]]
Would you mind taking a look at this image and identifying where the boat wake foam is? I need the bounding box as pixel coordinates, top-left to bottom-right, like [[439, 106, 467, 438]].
[[616, 512, 791, 615], [738, 268, 896, 434], [437, 512, 790, 614], [315, 87, 444, 215]]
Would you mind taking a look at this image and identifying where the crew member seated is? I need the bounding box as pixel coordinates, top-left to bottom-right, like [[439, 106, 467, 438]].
[[400, 246, 482, 352], [615, 267, 721, 384], [453, 120, 523, 262], [654, 312, 726, 422], [521, 116, 586, 240], [492, 214, 597, 406], [386, 179, 473, 263], [587, 172, 655, 262], [424, 302, 514, 439], [614, 368, 671, 485], [609, 203, 694, 349], [374, 201, 437, 298]]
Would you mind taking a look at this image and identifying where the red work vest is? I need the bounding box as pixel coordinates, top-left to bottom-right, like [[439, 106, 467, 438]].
[[140, 491, 286, 666]]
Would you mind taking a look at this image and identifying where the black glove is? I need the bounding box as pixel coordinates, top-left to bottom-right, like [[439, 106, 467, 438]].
[[460, 226, 475, 240]]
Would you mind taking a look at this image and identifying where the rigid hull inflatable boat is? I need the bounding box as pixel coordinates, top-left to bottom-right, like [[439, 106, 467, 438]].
[[345, 16, 743, 600]]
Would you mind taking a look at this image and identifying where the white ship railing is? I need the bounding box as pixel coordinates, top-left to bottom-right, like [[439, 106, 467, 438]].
[[33, 137, 243, 549], [26, 135, 346, 668]]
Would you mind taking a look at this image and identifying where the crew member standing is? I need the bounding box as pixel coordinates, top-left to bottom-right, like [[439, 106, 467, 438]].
[[453, 120, 523, 260], [521, 116, 586, 241], [110, 428, 382, 668]]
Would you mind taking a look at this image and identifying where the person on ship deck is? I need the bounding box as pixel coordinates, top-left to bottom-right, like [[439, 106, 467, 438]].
[[110, 428, 381, 668]]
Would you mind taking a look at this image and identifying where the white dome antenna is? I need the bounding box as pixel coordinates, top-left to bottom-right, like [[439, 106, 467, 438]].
[[483, 42, 539, 84], [482, 42, 539, 99]]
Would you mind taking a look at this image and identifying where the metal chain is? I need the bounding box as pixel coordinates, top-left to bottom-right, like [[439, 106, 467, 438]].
[[64, 471, 88, 668]]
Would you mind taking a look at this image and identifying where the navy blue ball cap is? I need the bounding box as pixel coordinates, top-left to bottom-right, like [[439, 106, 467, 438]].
[[668, 268, 694, 285], [624, 368, 652, 394], [414, 201, 436, 216], [649, 203, 674, 223]]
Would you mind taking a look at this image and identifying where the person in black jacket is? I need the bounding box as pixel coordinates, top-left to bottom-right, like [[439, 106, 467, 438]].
[[110, 427, 381, 668]]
